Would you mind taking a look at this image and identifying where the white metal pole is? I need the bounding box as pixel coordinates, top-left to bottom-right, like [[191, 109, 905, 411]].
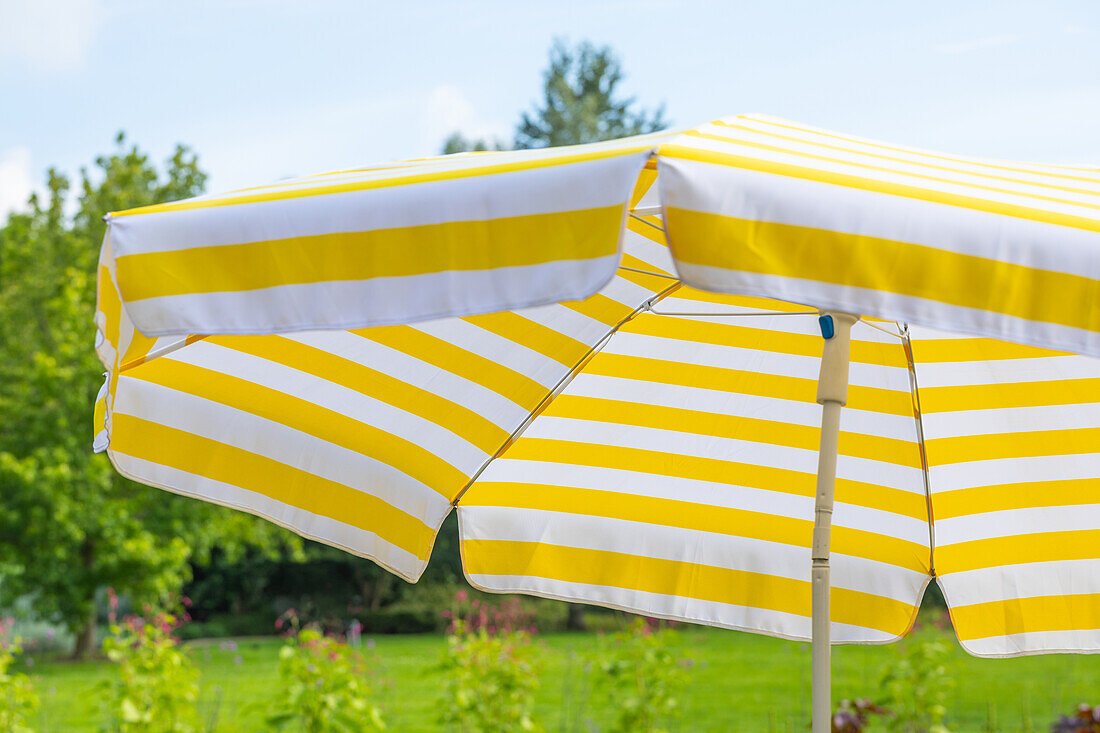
[[811, 311, 859, 733]]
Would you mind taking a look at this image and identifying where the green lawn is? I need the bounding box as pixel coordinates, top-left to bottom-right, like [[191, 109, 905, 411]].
[[25, 626, 1099, 732]]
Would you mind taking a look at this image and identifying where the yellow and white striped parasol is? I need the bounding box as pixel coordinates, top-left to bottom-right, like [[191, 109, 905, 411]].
[[94, 114, 1100, 732]]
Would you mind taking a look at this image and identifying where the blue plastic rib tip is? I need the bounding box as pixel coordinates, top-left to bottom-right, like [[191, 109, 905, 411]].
[[818, 314, 835, 340]]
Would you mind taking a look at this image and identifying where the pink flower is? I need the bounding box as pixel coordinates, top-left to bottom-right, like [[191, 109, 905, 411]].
[[456, 590, 468, 602]]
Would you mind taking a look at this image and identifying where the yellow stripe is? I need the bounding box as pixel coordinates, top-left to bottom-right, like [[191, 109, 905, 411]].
[[666, 208, 1100, 335], [123, 359, 470, 498], [660, 143, 1100, 233], [630, 166, 658, 208], [97, 263, 122, 362], [500, 438, 928, 520], [353, 326, 548, 410], [462, 311, 589, 367], [110, 413, 436, 559], [93, 389, 107, 439], [949, 593, 1100, 641], [116, 205, 623, 302], [933, 478, 1100, 520], [461, 539, 918, 635], [920, 378, 1100, 413], [560, 292, 634, 326], [211, 335, 510, 455], [750, 116, 1100, 184], [925, 427, 1100, 466], [113, 145, 652, 216], [623, 312, 907, 368], [936, 529, 1100, 574], [584, 352, 913, 417], [701, 123, 1100, 203], [546, 394, 922, 468], [465, 482, 927, 571], [625, 216, 670, 248], [912, 338, 1068, 363]]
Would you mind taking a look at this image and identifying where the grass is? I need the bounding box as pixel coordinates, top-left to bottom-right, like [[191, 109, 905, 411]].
[[22, 625, 1099, 732]]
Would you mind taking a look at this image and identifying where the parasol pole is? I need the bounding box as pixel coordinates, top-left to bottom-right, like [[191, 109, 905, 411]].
[[812, 311, 859, 733]]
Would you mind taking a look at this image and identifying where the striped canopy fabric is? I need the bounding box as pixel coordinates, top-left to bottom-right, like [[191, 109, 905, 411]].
[[95, 115, 1100, 658], [101, 114, 1100, 357]]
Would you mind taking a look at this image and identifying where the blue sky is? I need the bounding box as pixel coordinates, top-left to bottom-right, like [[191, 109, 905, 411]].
[[2, 0, 1098, 216]]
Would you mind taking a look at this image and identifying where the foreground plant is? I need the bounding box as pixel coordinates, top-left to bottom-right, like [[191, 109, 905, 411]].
[[436, 592, 543, 732], [267, 620, 385, 732], [589, 618, 694, 733], [0, 617, 39, 733], [879, 636, 954, 733], [1053, 704, 1100, 732], [101, 601, 200, 732], [832, 698, 893, 732]]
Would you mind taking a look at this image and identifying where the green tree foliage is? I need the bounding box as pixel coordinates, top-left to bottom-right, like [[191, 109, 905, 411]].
[[441, 39, 667, 154], [0, 135, 296, 657], [0, 618, 38, 733], [514, 39, 667, 149], [440, 132, 508, 155]]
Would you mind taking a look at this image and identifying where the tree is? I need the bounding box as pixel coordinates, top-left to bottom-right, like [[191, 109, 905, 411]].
[[0, 135, 297, 657], [440, 132, 508, 155], [514, 39, 667, 149]]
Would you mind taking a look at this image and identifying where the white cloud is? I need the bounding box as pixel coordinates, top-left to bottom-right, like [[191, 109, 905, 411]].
[[420, 85, 511, 153], [935, 34, 1018, 55], [0, 0, 102, 72], [0, 147, 35, 219]]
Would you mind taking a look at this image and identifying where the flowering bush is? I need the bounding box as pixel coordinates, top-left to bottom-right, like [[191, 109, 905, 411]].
[[435, 592, 543, 732], [832, 698, 893, 732], [588, 618, 694, 733], [266, 612, 385, 732], [0, 617, 39, 733], [100, 597, 200, 733], [1053, 704, 1100, 732]]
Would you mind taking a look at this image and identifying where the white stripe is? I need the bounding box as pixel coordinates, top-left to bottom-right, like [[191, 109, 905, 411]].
[[565, 372, 918, 442], [476, 458, 929, 543], [522, 416, 926, 493], [929, 453, 1100, 493], [166, 341, 488, 474], [668, 137, 1100, 222], [126, 255, 623, 339], [936, 559, 1100, 605], [114, 375, 453, 521], [603, 328, 910, 388], [464, 572, 896, 643], [513, 302, 608, 344], [956, 629, 1100, 657], [110, 453, 427, 580], [414, 316, 567, 389], [110, 152, 653, 255], [460, 506, 926, 602], [286, 329, 530, 428], [922, 402, 1100, 439], [916, 354, 1100, 388], [694, 122, 1100, 204], [936, 504, 1100, 544]]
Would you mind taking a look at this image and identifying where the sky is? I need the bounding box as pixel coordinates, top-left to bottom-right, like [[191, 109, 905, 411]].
[[1, 0, 1098, 217]]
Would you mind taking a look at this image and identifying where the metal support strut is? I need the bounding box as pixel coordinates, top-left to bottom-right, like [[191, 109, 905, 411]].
[[812, 311, 859, 733]]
